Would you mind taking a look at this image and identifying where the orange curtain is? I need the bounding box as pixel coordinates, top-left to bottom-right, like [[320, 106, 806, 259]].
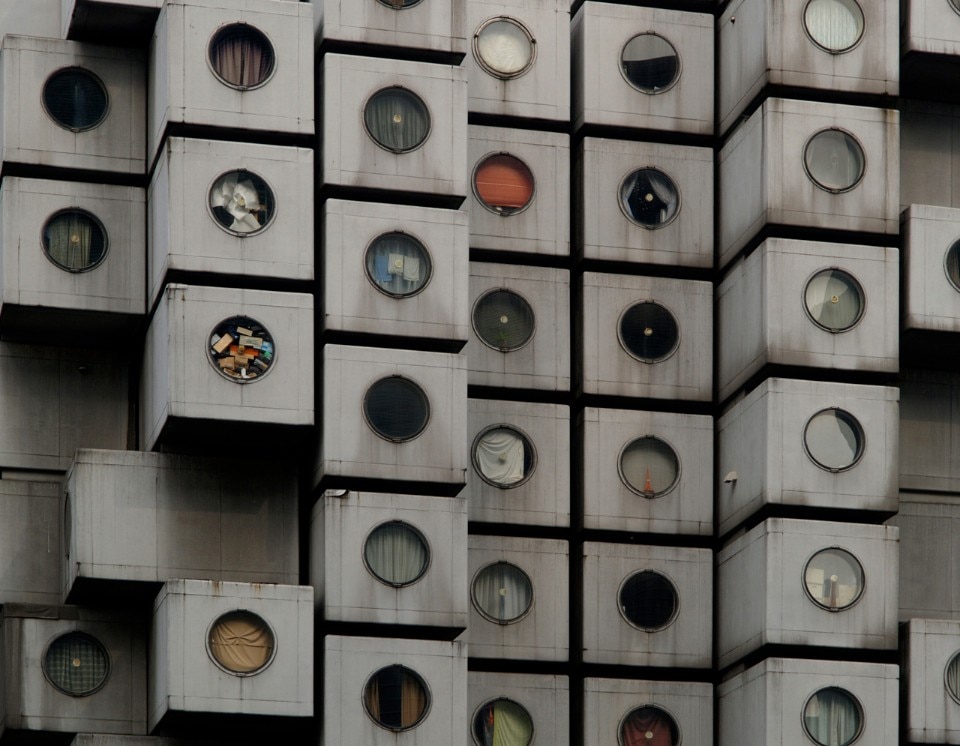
[[401, 673, 426, 727], [475, 156, 534, 208]]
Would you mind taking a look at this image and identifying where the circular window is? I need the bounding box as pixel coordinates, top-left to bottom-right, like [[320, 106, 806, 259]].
[[473, 289, 536, 351], [364, 522, 429, 587], [621, 33, 680, 93], [208, 170, 275, 236], [473, 698, 535, 746], [207, 610, 275, 675], [474, 154, 535, 216], [42, 68, 109, 132], [803, 687, 863, 746], [945, 239, 960, 291], [43, 632, 109, 696], [619, 301, 680, 363], [619, 436, 681, 498], [620, 705, 681, 746], [620, 168, 681, 228], [208, 24, 276, 90], [804, 269, 865, 332], [364, 665, 430, 731], [946, 651, 960, 703], [364, 87, 431, 153], [41, 209, 108, 272], [472, 562, 534, 624], [207, 316, 275, 383], [473, 425, 536, 488], [619, 570, 678, 631], [803, 408, 864, 472], [803, 0, 865, 53], [803, 129, 866, 193], [364, 232, 432, 298], [363, 376, 430, 442], [377, 0, 423, 8], [803, 548, 865, 611], [474, 18, 536, 79]]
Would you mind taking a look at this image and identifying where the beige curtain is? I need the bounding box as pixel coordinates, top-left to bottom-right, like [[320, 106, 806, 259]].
[[209, 615, 273, 673], [365, 675, 381, 719], [212, 34, 271, 87], [46, 213, 92, 269], [476, 429, 526, 485], [401, 674, 426, 727]]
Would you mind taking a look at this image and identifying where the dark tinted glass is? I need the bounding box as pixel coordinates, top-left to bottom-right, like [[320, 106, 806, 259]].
[[43, 68, 108, 131], [42, 210, 108, 272], [364, 377, 430, 441], [44, 632, 109, 696], [619, 571, 678, 630], [619, 302, 679, 362], [364, 666, 429, 731], [621, 34, 680, 93], [620, 169, 680, 227], [473, 290, 535, 351], [364, 88, 431, 153]]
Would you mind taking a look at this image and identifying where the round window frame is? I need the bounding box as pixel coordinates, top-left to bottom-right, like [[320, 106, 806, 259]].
[[206, 168, 277, 238], [801, 546, 866, 613], [362, 374, 432, 443], [362, 664, 432, 732], [472, 151, 537, 217], [376, 0, 424, 9], [802, 127, 867, 194], [802, 267, 866, 333], [471, 697, 536, 746], [40, 208, 109, 274], [205, 316, 277, 385], [617, 434, 682, 499], [205, 609, 277, 677], [801, 686, 864, 746], [362, 85, 432, 155], [362, 230, 434, 300], [945, 650, 960, 704], [617, 569, 681, 632], [618, 33, 682, 95], [618, 166, 682, 229], [362, 520, 432, 589], [802, 0, 866, 55], [41, 66, 110, 133], [617, 703, 683, 746], [206, 22, 277, 92], [471, 287, 538, 353], [471, 423, 538, 489], [617, 300, 682, 364], [42, 631, 111, 697], [943, 237, 960, 292], [473, 16, 538, 81], [471, 560, 536, 625], [802, 406, 866, 473]]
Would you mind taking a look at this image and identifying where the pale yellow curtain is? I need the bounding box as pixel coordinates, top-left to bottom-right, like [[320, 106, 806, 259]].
[[401, 674, 426, 727], [46, 213, 92, 269], [209, 614, 273, 673]]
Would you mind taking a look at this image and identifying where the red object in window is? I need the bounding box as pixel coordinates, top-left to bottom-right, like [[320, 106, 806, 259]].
[[621, 709, 676, 746], [475, 154, 534, 210]]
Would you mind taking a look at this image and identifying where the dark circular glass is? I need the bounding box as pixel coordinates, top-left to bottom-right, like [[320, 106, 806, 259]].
[[804, 408, 864, 471], [804, 269, 864, 332], [945, 651, 960, 703], [803, 129, 865, 193], [364, 88, 431, 153], [363, 376, 430, 442], [474, 154, 535, 216], [364, 232, 432, 297], [473, 698, 535, 746], [474, 18, 536, 79], [803, 687, 863, 746], [619, 302, 680, 362], [208, 170, 275, 235], [44, 632, 109, 696], [208, 24, 275, 90], [42, 209, 108, 272], [620, 706, 680, 746], [945, 239, 960, 291], [364, 521, 429, 587], [619, 437, 680, 498], [473, 290, 536, 351], [620, 168, 680, 228], [803, 548, 865, 611], [377, 0, 423, 8], [472, 562, 534, 623], [364, 665, 430, 731], [621, 34, 680, 93], [207, 316, 275, 383], [803, 0, 865, 53], [473, 425, 536, 488], [42, 68, 108, 132], [207, 610, 275, 675], [619, 571, 678, 630]]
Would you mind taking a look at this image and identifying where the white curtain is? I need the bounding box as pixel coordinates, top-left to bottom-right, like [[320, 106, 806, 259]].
[[473, 564, 532, 621], [367, 234, 428, 295], [805, 411, 859, 469], [364, 523, 427, 585], [805, 0, 862, 50], [476, 429, 526, 485], [805, 271, 861, 329], [365, 90, 429, 152], [46, 213, 93, 269], [210, 173, 265, 233], [804, 689, 861, 746], [476, 21, 531, 76]]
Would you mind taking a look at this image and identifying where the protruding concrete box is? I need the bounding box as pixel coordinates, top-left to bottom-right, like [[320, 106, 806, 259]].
[[578, 138, 713, 267], [62, 449, 298, 603], [0, 35, 146, 174], [62, 0, 162, 44], [903, 618, 960, 744], [579, 273, 712, 401], [719, 99, 899, 267], [466, 535, 568, 662], [323, 636, 467, 746], [716, 518, 899, 669], [571, 4, 713, 135], [148, 0, 313, 160], [0, 480, 60, 606], [0, 604, 147, 738], [141, 284, 314, 452], [718, 238, 899, 402], [465, 399, 570, 527], [315, 0, 466, 56], [902, 204, 960, 332], [320, 54, 468, 200], [149, 579, 312, 730], [148, 138, 313, 306], [718, 658, 899, 746], [322, 200, 470, 343], [717, 378, 899, 536], [718, 0, 897, 134], [468, 672, 569, 746], [580, 407, 713, 536], [310, 490, 468, 631], [902, 0, 960, 96], [581, 542, 712, 668]]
